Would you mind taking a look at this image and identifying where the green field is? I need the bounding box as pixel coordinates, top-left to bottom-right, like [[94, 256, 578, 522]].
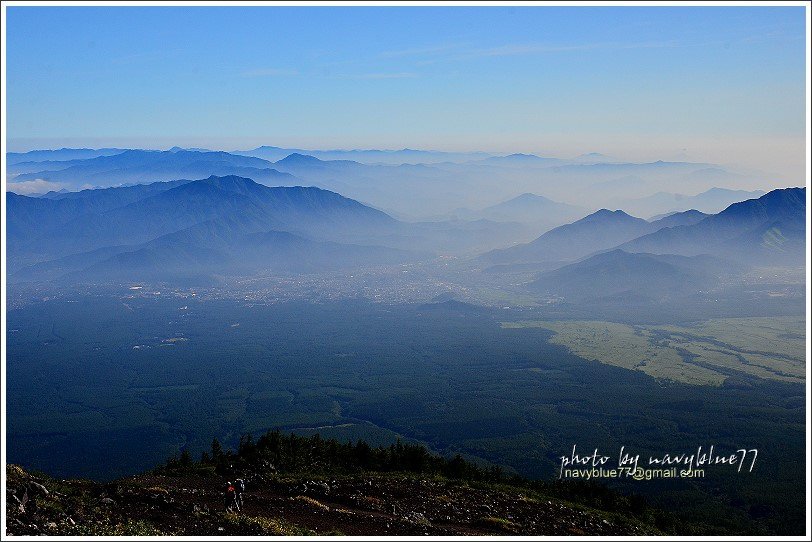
[[502, 317, 806, 386]]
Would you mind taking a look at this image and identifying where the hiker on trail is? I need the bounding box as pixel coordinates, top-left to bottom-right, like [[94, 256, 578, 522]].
[[235, 478, 246, 511], [224, 481, 239, 513]]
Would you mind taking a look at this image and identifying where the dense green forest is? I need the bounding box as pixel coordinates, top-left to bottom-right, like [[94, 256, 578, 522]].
[[7, 296, 806, 535]]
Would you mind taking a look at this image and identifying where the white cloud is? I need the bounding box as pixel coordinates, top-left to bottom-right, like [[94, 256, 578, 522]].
[[6, 179, 67, 196]]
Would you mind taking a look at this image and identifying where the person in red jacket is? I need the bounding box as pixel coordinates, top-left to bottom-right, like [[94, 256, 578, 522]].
[[224, 481, 238, 512]]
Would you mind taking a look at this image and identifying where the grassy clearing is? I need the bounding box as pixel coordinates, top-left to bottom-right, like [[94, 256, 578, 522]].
[[503, 317, 805, 386]]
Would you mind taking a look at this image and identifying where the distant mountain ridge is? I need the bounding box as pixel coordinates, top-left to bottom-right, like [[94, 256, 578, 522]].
[[7, 147, 127, 165], [7, 175, 409, 281], [8, 146, 763, 221], [619, 187, 805, 265], [647, 209, 708, 229], [478, 154, 563, 167], [73, 219, 414, 283], [482, 188, 803, 268], [5, 179, 192, 241], [233, 146, 494, 165], [454, 192, 584, 226], [529, 249, 745, 303], [623, 187, 767, 217], [482, 208, 706, 265], [9, 150, 300, 191]]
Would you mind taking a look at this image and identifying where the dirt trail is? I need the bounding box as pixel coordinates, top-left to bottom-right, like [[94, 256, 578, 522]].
[[127, 473, 641, 535], [7, 465, 655, 536]]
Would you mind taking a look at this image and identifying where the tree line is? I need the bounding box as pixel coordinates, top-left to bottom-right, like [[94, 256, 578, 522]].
[[163, 430, 505, 482]]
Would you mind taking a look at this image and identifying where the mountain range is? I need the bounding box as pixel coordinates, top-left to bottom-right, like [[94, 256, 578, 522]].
[[481, 208, 708, 266], [10, 150, 299, 190], [482, 188, 805, 269], [7, 147, 127, 166], [624, 187, 767, 217], [618, 187, 806, 265], [7, 147, 768, 220], [453, 193, 585, 227], [493, 187, 803, 307], [529, 249, 745, 303], [233, 145, 494, 164], [8, 176, 411, 282], [6, 143, 805, 297]]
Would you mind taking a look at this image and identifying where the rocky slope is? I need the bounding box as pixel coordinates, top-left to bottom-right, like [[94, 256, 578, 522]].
[[6, 464, 656, 536]]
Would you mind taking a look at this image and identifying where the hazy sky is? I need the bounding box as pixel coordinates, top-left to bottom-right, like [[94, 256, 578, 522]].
[[5, 6, 808, 179]]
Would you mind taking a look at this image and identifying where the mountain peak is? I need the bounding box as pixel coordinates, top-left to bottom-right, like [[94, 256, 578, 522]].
[[619, 187, 805, 265], [716, 187, 804, 222], [648, 209, 708, 227], [198, 174, 260, 189], [512, 192, 551, 202], [700, 187, 753, 196], [172, 175, 267, 199], [581, 208, 636, 221], [277, 153, 323, 165]]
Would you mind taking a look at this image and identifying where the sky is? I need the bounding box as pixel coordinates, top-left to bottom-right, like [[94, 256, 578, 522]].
[[4, 5, 808, 180]]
